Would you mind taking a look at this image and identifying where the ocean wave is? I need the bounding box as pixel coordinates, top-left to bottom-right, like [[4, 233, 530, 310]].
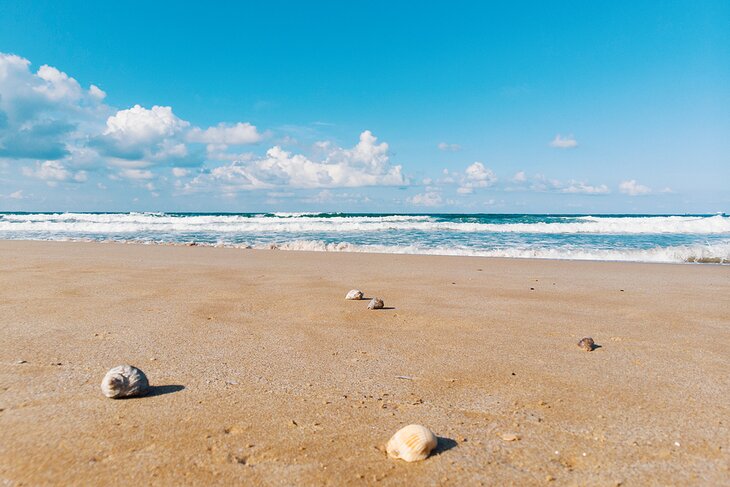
[[1, 213, 729, 234], [261, 240, 730, 263]]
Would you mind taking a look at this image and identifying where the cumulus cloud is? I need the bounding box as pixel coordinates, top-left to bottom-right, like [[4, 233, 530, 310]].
[[93, 104, 195, 165], [457, 161, 497, 193], [550, 134, 578, 149], [172, 167, 190, 177], [512, 170, 527, 183], [437, 142, 461, 152], [408, 191, 443, 206], [0, 53, 108, 160], [619, 179, 651, 196], [0, 52, 270, 185], [21, 160, 87, 185], [188, 122, 262, 145], [186, 131, 406, 192], [105, 105, 188, 143]]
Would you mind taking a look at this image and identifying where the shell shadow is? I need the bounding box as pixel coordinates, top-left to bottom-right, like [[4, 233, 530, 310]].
[[145, 384, 185, 397], [432, 436, 458, 456]]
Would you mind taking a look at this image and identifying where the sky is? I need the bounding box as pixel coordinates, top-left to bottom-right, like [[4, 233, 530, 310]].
[[0, 0, 728, 213]]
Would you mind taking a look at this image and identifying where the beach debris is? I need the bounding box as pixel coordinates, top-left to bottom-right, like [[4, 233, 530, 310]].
[[15, 359, 27, 364], [395, 375, 415, 380], [386, 424, 438, 462], [368, 298, 385, 310], [345, 289, 364, 300], [500, 433, 520, 442], [578, 337, 596, 351], [101, 365, 150, 399]]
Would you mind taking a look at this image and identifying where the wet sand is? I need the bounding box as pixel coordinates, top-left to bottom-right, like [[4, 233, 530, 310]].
[[0, 241, 728, 485]]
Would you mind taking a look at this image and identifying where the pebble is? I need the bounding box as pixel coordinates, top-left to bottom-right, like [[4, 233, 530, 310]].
[[578, 337, 595, 351]]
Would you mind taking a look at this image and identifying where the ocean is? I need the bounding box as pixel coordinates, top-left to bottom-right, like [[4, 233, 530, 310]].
[[1, 212, 729, 264]]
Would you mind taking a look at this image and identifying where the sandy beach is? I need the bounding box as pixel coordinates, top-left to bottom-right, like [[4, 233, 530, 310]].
[[0, 240, 728, 486]]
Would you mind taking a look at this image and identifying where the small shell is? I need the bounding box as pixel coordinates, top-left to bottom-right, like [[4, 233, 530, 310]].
[[368, 298, 384, 310], [578, 337, 595, 351], [345, 289, 364, 300], [101, 365, 149, 399], [387, 424, 438, 462]]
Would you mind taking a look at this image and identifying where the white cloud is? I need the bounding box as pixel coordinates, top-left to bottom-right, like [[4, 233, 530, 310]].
[[172, 167, 190, 177], [408, 191, 443, 206], [188, 122, 262, 145], [465, 162, 497, 185], [437, 142, 461, 152], [528, 174, 609, 194], [95, 105, 195, 165], [512, 171, 527, 183], [104, 105, 189, 143], [117, 168, 154, 180], [186, 131, 406, 191], [21, 160, 87, 185], [550, 134, 578, 149], [34, 65, 84, 101], [619, 179, 651, 196], [559, 181, 609, 194], [457, 161, 497, 193], [0, 52, 109, 160], [88, 84, 106, 100], [1, 189, 24, 199]]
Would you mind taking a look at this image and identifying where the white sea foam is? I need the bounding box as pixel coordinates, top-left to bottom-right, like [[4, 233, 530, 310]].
[[2, 212, 729, 264], [1, 213, 729, 234], [262, 239, 730, 263]]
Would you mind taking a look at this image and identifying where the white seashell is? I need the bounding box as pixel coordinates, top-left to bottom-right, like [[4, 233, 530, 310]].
[[386, 424, 438, 462], [101, 365, 150, 399], [345, 289, 364, 300], [368, 297, 384, 310]]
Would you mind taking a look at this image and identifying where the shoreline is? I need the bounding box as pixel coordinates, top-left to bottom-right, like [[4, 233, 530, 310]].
[[1, 240, 728, 485], [0, 238, 727, 266]]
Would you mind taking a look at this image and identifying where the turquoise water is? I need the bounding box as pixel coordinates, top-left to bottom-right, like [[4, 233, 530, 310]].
[[1, 212, 729, 263]]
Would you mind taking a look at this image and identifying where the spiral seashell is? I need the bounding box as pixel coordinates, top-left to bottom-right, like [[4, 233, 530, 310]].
[[368, 297, 384, 310], [345, 289, 364, 300], [577, 337, 595, 351], [386, 424, 438, 462], [101, 365, 150, 399]]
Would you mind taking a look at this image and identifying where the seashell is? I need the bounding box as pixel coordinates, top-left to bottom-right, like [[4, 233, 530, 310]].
[[101, 365, 150, 399], [345, 289, 364, 300], [368, 297, 384, 310], [577, 337, 595, 351], [387, 424, 438, 462]]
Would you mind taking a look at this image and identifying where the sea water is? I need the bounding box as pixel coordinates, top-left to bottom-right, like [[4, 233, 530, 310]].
[[1, 212, 729, 264]]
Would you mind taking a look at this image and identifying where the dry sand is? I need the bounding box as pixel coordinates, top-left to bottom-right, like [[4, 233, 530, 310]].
[[1, 240, 728, 486]]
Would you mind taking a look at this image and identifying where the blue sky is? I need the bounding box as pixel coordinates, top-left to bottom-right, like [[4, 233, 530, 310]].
[[0, 0, 728, 213]]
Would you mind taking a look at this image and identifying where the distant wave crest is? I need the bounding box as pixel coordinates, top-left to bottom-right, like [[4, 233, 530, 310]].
[[1, 213, 729, 234]]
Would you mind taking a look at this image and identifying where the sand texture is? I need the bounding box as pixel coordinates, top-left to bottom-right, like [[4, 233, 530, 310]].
[[1, 241, 729, 486]]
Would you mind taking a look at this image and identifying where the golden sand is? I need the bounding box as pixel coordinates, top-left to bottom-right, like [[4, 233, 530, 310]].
[[1, 241, 728, 485]]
